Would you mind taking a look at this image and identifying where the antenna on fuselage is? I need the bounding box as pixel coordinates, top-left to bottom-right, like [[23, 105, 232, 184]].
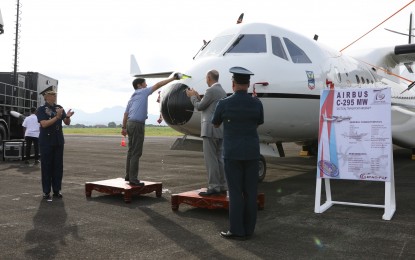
[[409, 12, 412, 44], [237, 13, 244, 24], [313, 34, 319, 41]]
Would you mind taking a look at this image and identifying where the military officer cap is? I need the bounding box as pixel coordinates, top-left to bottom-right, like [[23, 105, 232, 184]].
[[40, 86, 58, 96], [229, 66, 254, 84]]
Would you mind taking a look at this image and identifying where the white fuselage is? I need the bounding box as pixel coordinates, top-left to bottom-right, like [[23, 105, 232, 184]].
[[160, 23, 415, 149]]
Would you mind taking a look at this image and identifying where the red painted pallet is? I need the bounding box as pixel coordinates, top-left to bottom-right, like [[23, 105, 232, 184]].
[[171, 188, 265, 211], [85, 178, 162, 203]]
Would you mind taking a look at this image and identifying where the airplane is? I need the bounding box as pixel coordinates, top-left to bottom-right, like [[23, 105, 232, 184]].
[[341, 131, 368, 141], [132, 12, 415, 182], [322, 114, 352, 123]]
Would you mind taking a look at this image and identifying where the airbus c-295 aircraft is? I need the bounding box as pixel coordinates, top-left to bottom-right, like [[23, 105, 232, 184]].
[[132, 13, 415, 181]]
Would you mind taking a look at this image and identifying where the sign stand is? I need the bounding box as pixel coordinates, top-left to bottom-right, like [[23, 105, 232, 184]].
[[314, 148, 396, 220]]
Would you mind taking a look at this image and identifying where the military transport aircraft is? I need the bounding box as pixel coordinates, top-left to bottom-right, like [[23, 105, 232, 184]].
[[131, 12, 415, 181]]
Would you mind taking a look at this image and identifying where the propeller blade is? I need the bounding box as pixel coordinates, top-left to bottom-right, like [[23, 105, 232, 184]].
[[384, 28, 415, 37]]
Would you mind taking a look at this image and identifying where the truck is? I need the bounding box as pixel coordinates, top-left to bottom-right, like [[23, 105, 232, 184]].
[[0, 72, 58, 152]]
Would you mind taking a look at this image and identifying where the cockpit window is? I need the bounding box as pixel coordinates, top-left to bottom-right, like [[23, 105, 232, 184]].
[[225, 34, 266, 54], [196, 35, 234, 59], [283, 38, 312, 63], [271, 36, 288, 61]]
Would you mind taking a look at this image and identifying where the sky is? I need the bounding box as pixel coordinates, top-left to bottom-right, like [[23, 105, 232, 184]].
[[1, 0, 415, 117]]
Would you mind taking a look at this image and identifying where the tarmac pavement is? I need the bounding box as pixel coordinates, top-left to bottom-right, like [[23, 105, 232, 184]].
[[1, 135, 415, 259]]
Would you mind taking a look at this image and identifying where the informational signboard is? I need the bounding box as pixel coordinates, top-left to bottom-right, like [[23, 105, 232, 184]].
[[317, 88, 392, 181]]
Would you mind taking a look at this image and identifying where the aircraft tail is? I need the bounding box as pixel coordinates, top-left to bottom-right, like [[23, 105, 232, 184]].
[[130, 55, 141, 76]]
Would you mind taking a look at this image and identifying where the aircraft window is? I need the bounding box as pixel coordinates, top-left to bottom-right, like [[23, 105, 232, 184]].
[[366, 79, 369, 84], [271, 36, 288, 60], [225, 34, 266, 54], [197, 35, 234, 58], [361, 77, 365, 84], [283, 38, 311, 63], [356, 75, 360, 84]]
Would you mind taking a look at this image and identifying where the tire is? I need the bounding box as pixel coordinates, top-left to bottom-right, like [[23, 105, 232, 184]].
[[0, 124, 7, 154], [258, 155, 266, 182]]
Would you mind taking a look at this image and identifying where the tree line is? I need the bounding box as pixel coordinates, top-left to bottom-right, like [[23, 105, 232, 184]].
[[63, 122, 167, 128]]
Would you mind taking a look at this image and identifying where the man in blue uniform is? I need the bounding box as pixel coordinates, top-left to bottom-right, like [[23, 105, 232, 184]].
[[37, 87, 74, 200], [212, 67, 264, 240], [121, 73, 181, 186]]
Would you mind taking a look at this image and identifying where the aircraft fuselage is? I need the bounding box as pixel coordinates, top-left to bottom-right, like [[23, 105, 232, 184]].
[[159, 23, 415, 149]]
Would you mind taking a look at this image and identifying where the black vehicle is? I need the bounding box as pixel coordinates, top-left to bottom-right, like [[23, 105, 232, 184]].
[[0, 72, 58, 152]]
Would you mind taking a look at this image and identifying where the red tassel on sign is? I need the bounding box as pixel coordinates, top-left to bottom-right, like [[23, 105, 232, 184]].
[[121, 136, 126, 147]]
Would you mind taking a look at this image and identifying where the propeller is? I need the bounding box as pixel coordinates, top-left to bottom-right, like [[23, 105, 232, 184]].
[[384, 12, 415, 44]]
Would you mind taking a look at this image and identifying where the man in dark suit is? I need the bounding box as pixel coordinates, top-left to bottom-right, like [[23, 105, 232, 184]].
[[212, 67, 264, 240], [186, 70, 227, 196]]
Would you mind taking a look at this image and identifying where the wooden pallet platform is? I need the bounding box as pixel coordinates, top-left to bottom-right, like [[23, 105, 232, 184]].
[[171, 188, 264, 211], [85, 178, 162, 203]]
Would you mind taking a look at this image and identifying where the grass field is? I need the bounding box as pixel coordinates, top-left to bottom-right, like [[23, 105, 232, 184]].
[[63, 126, 182, 136]]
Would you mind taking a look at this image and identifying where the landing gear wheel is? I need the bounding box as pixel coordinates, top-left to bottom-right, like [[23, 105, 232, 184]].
[[258, 155, 266, 182], [0, 124, 7, 154]]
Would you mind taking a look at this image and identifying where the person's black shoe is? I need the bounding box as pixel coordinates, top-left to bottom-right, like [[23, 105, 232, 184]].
[[43, 193, 51, 200], [53, 193, 63, 198], [220, 190, 227, 195], [199, 188, 221, 196], [199, 189, 221, 196], [129, 180, 144, 187], [124, 177, 129, 181], [220, 231, 246, 241]]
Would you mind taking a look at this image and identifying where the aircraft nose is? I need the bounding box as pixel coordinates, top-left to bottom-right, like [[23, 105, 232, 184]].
[[161, 83, 194, 125]]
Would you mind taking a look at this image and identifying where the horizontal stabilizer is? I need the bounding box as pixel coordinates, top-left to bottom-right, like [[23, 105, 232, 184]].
[[133, 72, 174, 78]]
